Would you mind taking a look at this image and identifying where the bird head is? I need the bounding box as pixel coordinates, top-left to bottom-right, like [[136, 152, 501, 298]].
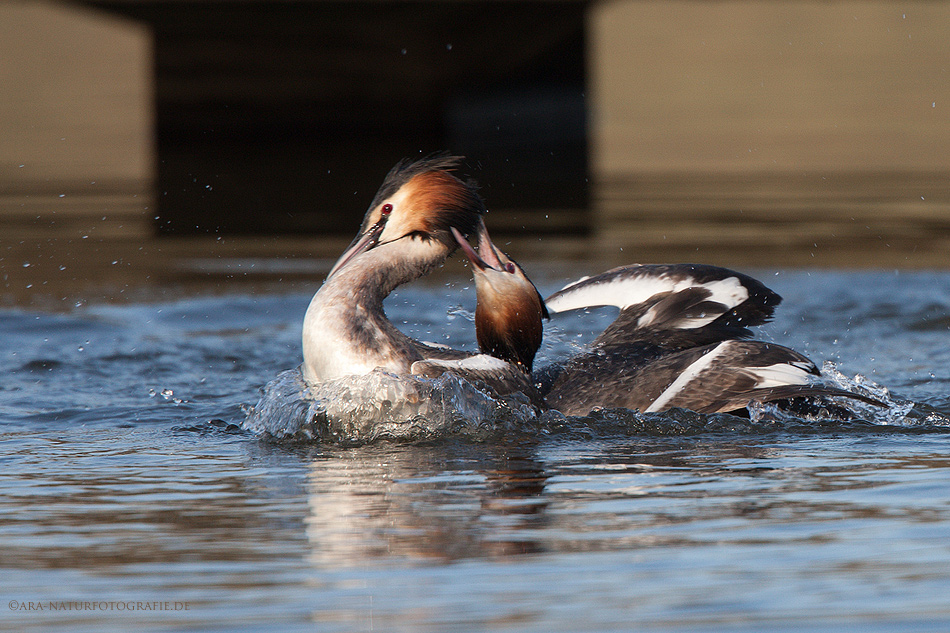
[[452, 220, 548, 372], [328, 155, 486, 280]]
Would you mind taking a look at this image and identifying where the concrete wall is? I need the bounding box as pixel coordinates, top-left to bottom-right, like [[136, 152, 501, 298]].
[[590, 0, 950, 175], [588, 0, 950, 263], [0, 1, 153, 237], [2, 0, 948, 257]]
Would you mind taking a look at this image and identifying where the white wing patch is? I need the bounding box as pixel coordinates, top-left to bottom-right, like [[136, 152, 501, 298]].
[[740, 361, 814, 389], [644, 342, 730, 413], [419, 340, 453, 350], [635, 277, 750, 329], [556, 275, 591, 292], [546, 272, 749, 322], [645, 351, 817, 414], [411, 354, 511, 375]]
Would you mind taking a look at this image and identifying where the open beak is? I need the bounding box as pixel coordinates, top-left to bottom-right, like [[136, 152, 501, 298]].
[[451, 222, 504, 272], [327, 220, 385, 278]]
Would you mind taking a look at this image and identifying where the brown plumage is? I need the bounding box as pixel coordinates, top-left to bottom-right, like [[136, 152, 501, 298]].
[[451, 222, 548, 372], [302, 155, 544, 403], [303, 155, 486, 383], [475, 285, 546, 373], [456, 223, 883, 416], [358, 155, 484, 250]]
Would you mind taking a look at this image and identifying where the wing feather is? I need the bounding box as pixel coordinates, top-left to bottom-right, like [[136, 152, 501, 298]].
[[545, 264, 782, 350]]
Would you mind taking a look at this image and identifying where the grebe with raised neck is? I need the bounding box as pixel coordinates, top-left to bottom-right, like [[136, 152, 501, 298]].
[[301, 155, 536, 398]]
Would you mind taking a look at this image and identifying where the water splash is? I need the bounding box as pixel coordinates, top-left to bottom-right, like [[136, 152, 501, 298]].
[[244, 361, 950, 446], [242, 372, 766, 444], [243, 367, 539, 445], [817, 361, 917, 424], [148, 387, 185, 405], [745, 361, 949, 427]]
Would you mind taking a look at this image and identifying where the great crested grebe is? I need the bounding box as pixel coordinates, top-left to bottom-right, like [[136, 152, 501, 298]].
[[454, 223, 880, 416], [301, 155, 536, 398]]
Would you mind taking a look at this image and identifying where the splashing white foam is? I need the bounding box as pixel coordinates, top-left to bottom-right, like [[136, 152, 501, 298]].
[[818, 361, 916, 425], [243, 361, 945, 445], [243, 367, 539, 444], [748, 361, 920, 425]]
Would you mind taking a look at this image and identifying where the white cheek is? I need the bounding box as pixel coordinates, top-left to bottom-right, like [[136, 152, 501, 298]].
[[378, 189, 416, 241]]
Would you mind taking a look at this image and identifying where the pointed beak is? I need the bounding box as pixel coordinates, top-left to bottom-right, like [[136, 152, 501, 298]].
[[328, 220, 385, 278], [451, 223, 504, 272]]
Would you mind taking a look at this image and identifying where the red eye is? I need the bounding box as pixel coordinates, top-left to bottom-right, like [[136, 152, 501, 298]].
[[505, 263, 516, 274], [381, 203, 393, 216]]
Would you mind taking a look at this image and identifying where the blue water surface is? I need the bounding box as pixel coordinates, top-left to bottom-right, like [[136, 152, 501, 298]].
[[2, 268, 949, 632]]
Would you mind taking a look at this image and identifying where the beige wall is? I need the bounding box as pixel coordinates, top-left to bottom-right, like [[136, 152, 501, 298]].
[[590, 0, 950, 176], [0, 1, 153, 187]]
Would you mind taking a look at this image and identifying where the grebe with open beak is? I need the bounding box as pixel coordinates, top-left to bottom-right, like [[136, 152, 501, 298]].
[[301, 155, 536, 398], [454, 224, 881, 416]]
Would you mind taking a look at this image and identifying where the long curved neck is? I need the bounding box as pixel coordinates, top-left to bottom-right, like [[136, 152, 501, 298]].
[[302, 241, 450, 384]]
